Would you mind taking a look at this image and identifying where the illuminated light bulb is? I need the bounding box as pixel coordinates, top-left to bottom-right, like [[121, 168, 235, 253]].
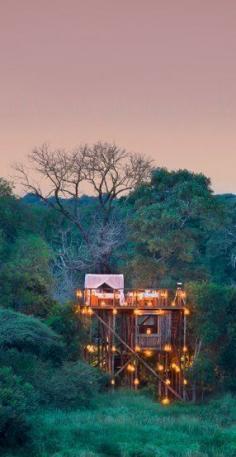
[[75, 306, 80, 314], [157, 363, 164, 372], [111, 378, 115, 385], [76, 289, 82, 298], [147, 301, 153, 307], [134, 309, 141, 315], [134, 378, 140, 386], [183, 345, 188, 353], [171, 301, 176, 307], [135, 345, 141, 352], [158, 309, 165, 315], [183, 379, 188, 385], [87, 308, 93, 316], [184, 308, 190, 316], [161, 397, 170, 406], [113, 308, 118, 315], [146, 328, 151, 335], [127, 364, 135, 373], [175, 366, 180, 373], [111, 345, 116, 353], [165, 379, 171, 385], [171, 363, 177, 369], [164, 344, 172, 352], [144, 350, 153, 357], [81, 308, 86, 315], [101, 301, 106, 307]]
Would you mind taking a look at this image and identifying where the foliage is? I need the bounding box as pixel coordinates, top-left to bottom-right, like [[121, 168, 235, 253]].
[[127, 168, 219, 287], [23, 392, 236, 457], [0, 308, 63, 361], [187, 282, 236, 393], [0, 367, 37, 448], [33, 361, 108, 409]]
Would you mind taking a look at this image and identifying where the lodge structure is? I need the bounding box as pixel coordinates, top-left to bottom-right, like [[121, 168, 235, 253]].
[[76, 274, 190, 404]]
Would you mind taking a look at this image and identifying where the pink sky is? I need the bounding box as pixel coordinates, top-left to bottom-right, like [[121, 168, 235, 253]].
[[1, 0, 236, 194]]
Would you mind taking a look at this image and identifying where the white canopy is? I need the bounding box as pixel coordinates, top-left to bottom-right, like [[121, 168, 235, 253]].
[[84, 274, 124, 290]]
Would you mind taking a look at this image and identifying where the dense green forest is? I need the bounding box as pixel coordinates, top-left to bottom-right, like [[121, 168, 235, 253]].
[[1, 144, 236, 456]]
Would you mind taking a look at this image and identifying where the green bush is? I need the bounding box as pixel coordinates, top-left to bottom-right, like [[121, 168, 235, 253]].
[[36, 361, 108, 409], [0, 308, 63, 361], [0, 367, 37, 448]]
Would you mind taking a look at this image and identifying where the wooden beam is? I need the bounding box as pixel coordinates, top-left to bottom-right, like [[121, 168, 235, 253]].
[[93, 310, 183, 401]]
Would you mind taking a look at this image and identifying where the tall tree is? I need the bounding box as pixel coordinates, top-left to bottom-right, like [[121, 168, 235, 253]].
[[15, 142, 152, 273], [127, 168, 218, 286]]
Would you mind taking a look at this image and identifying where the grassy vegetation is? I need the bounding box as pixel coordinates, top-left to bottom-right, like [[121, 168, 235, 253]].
[[3, 392, 236, 457]]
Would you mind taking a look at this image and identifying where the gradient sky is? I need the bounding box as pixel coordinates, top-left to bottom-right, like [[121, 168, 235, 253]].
[[1, 0, 236, 194]]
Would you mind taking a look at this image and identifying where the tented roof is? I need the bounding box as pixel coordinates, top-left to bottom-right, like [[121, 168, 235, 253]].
[[84, 274, 124, 290]]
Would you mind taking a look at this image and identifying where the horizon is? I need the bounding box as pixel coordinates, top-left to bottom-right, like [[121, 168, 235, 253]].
[[1, 1, 236, 194]]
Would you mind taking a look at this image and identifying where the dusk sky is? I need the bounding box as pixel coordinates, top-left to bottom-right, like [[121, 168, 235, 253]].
[[1, 1, 236, 194]]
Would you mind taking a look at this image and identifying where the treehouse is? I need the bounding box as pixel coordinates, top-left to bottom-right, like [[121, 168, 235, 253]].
[[76, 274, 190, 403]]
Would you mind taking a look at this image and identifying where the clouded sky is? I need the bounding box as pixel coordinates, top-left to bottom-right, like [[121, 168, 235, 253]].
[[1, 1, 236, 193]]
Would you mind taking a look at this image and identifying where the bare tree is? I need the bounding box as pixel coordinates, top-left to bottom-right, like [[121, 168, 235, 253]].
[[15, 141, 152, 273]]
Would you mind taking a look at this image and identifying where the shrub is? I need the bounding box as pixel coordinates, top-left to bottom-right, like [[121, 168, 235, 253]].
[[0, 308, 63, 361], [0, 367, 37, 448], [36, 361, 108, 409]]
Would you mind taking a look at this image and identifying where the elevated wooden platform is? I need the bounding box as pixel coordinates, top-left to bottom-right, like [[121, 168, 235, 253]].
[[75, 286, 190, 404]]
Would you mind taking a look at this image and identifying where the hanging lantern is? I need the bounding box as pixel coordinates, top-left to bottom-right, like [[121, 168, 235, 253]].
[[144, 350, 153, 357], [161, 397, 170, 406], [127, 364, 135, 373], [134, 309, 141, 315], [164, 344, 172, 352]]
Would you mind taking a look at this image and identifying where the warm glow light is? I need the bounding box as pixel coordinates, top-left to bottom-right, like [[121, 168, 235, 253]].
[[171, 363, 177, 369], [183, 379, 188, 385], [164, 344, 172, 352], [144, 350, 153, 357], [134, 377, 140, 386], [86, 344, 96, 353], [111, 345, 116, 353], [87, 308, 93, 316], [76, 289, 83, 298], [112, 308, 118, 315], [161, 397, 170, 405], [111, 378, 115, 385], [147, 301, 153, 307], [157, 363, 164, 371], [175, 366, 180, 373], [184, 308, 190, 315], [101, 301, 106, 306], [165, 379, 171, 385], [146, 328, 151, 335], [127, 364, 135, 372], [135, 345, 141, 352], [171, 301, 176, 306], [134, 309, 141, 315], [183, 345, 188, 353]]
